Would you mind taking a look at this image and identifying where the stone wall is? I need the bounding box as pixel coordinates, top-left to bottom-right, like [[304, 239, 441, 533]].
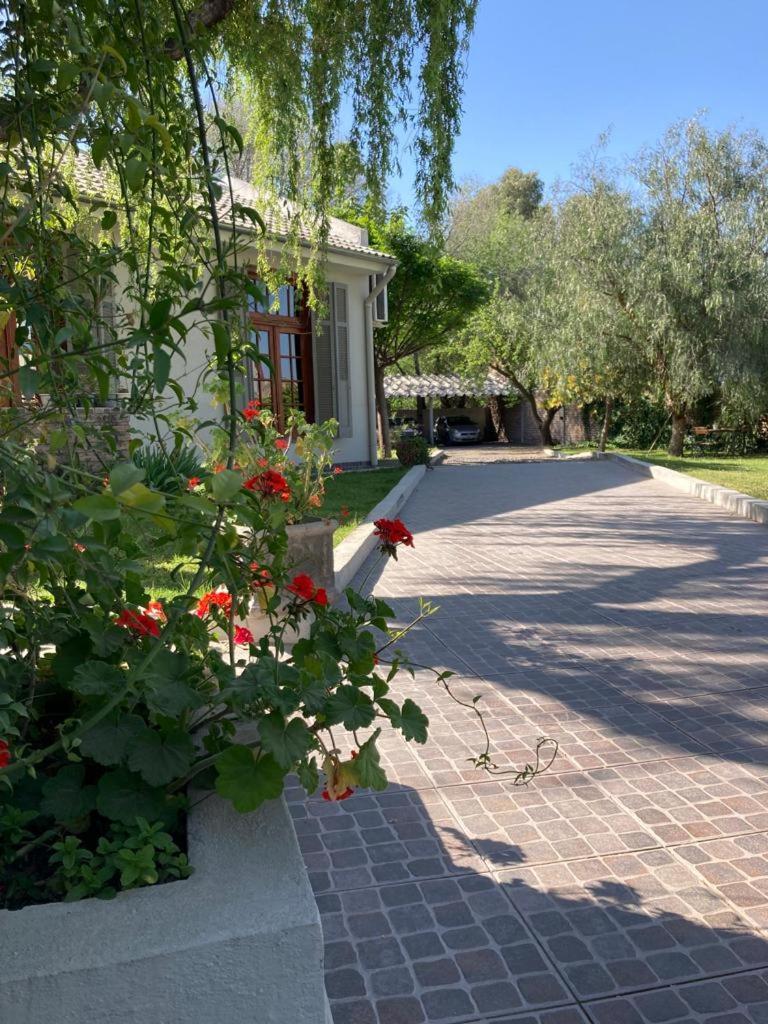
[[2, 404, 130, 473]]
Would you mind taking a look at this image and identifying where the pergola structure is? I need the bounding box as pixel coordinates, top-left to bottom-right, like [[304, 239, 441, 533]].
[[383, 371, 508, 442]]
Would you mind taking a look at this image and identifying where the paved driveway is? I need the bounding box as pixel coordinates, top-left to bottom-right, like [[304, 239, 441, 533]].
[[291, 459, 768, 1024]]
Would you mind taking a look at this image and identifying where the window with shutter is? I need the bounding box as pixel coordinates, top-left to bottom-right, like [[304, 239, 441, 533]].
[[332, 283, 352, 438]]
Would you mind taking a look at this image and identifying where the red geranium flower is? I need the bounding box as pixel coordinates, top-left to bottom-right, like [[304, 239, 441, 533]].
[[243, 399, 261, 422], [234, 626, 254, 645], [287, 573, 316, 601], [0, 740, 10, 769], [187, 476, 202, 490], [373, 518, 414, 548], [195, 589, 232, 618], [144, 600, 166, 621], [286, 574, 328, 606], [73, 542, 86, 553], [244, 469, 290, 501], [332, 466, 343, 475], [116, 609, 161, 637], [275, 438, 289, 451], [322, 787, 354, 801]]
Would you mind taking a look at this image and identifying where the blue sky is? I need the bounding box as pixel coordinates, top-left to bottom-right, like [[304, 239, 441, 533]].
[[390, 0, 768, 207]]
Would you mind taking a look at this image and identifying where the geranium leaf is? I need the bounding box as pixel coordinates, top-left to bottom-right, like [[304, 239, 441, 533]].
[[70, 661, 126, 697], [350, 730, 388, 791], [126, 726, 194, 785], [259, 714, 313, 769], [96, 768, 169, 824], [215, 746, 284, 812], [41, 765, 96, 822], [380, 697, 429, 744], [80, 713, 145, 766], [326, 685, 376, 730]]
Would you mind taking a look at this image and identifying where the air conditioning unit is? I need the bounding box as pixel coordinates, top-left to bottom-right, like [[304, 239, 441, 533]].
[[369, 273, 389, 324]]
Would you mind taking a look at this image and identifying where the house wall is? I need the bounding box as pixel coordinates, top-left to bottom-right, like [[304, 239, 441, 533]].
[[128, 249, 381, 466]]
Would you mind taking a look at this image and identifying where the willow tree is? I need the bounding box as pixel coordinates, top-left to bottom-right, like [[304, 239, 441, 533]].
[[633, 120, 768, 455], [0, 0, 493, 906]]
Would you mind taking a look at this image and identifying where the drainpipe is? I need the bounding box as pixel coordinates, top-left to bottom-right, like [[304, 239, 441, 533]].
[[364, 263, 397, 467]]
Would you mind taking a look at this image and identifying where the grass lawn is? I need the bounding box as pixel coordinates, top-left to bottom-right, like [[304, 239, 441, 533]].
[[619, 450, 768, 501], [558, 444, 768, 502], [321, 466, 408, 544]]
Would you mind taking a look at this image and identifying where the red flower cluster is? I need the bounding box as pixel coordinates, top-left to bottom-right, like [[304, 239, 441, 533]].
[[233, 626, 254, 645], [286, 573, 328, 606], [249, 563, 273, 588], [243, 399, 261, 422], [195, 589, 232, 618], [244, 469, 291, 501], [116, 609, 161, 637], [0, 740, 10, 769], [373, 517, 414, 555], [332, 466, 343, 475], [275, 438, 289, 451], [187, 476, 202, 490]]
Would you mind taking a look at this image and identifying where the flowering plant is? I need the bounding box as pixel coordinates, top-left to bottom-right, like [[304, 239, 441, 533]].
[[205, 406, 338, 524]]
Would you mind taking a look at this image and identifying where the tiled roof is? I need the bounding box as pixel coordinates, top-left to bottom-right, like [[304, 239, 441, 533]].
[[70, 154, 393, 262], [384, 371, 509, 399]]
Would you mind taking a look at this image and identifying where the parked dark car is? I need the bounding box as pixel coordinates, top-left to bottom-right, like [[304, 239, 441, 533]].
[[435, 415, 483, 445]]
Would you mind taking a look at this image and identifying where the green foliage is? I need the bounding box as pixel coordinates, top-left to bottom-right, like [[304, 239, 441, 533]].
[[132, 445, 205, 495], [394, 436, 431, 467]]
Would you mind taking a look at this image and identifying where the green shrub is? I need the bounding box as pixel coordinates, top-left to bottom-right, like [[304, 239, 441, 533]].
[[394, 436, 431, 467], [132, 444, 204, 494]]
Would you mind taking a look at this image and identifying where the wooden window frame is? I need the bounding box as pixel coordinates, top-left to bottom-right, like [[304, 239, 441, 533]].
[[246, 276, 314, 428]]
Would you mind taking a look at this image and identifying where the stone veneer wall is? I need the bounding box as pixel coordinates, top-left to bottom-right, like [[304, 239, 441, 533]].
[[1, 405, 130, 473]]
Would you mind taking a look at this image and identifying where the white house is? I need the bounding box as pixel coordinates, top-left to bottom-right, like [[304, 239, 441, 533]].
[[70, 161, 396, 468]]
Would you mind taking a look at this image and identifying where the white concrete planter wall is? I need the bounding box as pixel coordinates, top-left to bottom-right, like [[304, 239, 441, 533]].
[[0, 793, 328, 1024]]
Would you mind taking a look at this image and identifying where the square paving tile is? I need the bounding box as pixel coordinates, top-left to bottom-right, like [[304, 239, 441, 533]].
[[675, 833, 768, 929], [650, 688, 768, 756], [474, 1009, 588, 1024], [439, 775, 656, 869], [287, 785, 485, 893], [589, 757, 768, 845], [318, 874, 572, 1023], [585, 967, 768, 1023], [499, 849, 768, 1000]]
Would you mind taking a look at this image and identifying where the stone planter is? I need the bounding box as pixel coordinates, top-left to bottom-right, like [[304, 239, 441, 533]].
[[244, 517, 337, 643], [0, 793, 328, 1024]]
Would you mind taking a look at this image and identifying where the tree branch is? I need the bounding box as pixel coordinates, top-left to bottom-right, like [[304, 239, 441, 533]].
[[164, 0, 240, 59]]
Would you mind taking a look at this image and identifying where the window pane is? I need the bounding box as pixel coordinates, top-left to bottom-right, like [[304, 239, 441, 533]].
[[249, 280, 269, 314], [278, 284, 294, 317], [281, 356, 293, 381], [279, 333, 291, 356]]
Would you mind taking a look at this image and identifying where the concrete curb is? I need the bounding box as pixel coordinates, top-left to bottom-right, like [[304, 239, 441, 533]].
[[599, 451, 768, 527], [334, 463, 430, 592], [1, 794, 327, 1023]]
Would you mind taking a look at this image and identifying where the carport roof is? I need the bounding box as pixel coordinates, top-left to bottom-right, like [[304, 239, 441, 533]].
[[384, 371, 508, 399]]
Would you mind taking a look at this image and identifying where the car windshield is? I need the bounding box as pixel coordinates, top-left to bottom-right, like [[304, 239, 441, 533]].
[[449, 417, 475, 426]]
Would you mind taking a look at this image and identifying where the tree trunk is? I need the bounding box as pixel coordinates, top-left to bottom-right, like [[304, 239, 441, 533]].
[[488, 394, 509, 442], [539, 406, 560, 447], [374, 362, 391, 459], [668, 408, 688, 457], [598, 396, 613, 452]]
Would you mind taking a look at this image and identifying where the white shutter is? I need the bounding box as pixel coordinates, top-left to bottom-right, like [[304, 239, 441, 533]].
[[312, 296, 336, 425], [332, 282, 352, 438]]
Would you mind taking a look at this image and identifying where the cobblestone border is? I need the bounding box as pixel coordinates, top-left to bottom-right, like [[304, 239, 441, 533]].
[[599, 450, 768, 527]]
